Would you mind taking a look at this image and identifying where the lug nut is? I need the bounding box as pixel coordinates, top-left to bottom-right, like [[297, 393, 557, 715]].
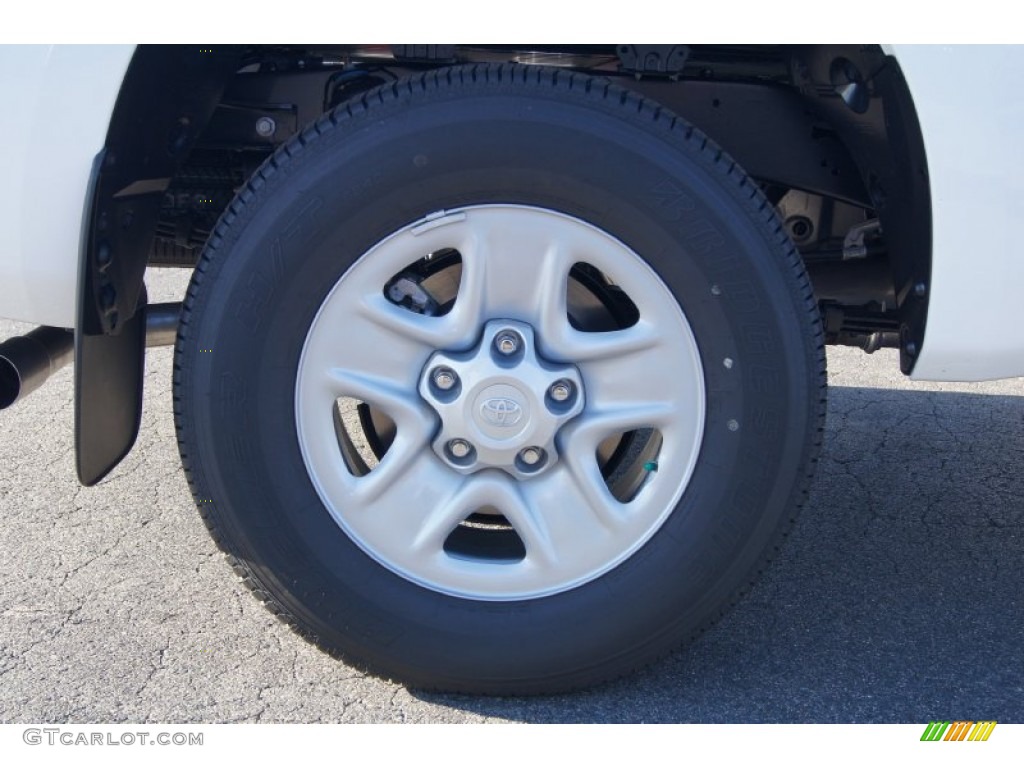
[[549, 381, 572, 402], [448, 439, 472, 459], [519, 447, 543, 466], [494, 331, 520, 356], [432, 367, 457, 391]]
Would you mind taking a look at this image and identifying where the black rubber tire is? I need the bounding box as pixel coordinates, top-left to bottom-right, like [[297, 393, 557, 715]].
[[173, 64, 826, 694]]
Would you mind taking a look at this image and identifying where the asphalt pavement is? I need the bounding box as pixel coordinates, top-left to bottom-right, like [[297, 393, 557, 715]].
[[1, 268, 1021, 723]]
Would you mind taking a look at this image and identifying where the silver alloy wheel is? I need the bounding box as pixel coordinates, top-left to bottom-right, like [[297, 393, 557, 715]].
[[295, 204, 705, 600]]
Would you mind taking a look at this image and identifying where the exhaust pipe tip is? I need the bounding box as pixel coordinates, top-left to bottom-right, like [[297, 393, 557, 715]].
[[0, 355, 22, 409], [0, 327, 74, 410]]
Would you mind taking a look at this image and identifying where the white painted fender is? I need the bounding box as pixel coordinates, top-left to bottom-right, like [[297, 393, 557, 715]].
[[0, 45, 134, 328], [890, 45, 1024, 381]]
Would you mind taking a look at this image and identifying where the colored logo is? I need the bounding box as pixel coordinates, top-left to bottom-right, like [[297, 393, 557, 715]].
[[480, 398, 523, 428], [921, 721, 996, 742]]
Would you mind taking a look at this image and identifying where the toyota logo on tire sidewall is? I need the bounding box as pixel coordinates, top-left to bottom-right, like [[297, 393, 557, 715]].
[[480, 398, 523, 428]]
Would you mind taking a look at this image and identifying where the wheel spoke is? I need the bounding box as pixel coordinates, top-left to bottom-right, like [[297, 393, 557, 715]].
[[467, 473, 559, 568], [579, 327, 700, 412], [546, 319, 661, 364], [519, 464, 626, 562], [325, 367, 436, 434], [301, 293, 435, 412], [349, 448, 466, 559], [532, 245, 573, 346], [562, 401, 676, 455], [457, 210, 573, 331], [356, 293, 475, 356]]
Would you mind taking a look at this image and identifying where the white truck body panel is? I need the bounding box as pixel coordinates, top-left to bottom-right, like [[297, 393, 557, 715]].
[[891, 45, 1024, 381], [0, 45, 134, 328], [0, 45, 1022, 381]]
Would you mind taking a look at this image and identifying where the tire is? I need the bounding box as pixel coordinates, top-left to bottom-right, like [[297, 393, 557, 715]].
[[174, 64, 825, 694]]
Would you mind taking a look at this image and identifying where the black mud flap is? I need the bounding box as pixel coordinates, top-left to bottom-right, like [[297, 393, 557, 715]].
[[74, 289, 147, 486]]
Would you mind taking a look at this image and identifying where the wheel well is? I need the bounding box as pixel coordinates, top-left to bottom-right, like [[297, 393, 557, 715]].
[[77, 43, 931, 482], [139, 44, 929, 370]]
